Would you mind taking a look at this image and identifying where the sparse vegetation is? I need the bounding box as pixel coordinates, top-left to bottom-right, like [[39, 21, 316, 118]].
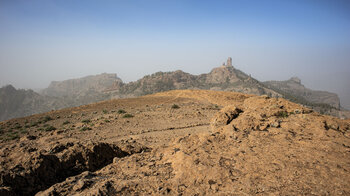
[[82, 119, 91, 124], [80, 127, 92, 131], [45, 126, 56, 131], [42, 116, 53, 123], [104, 119, 110, 123], [6, 132, 19, 140], [118, 109, 126, 114], [14, 124, 22, 129], [62, 120, 70, 125], [275, 111, 289, 118], [30, 121, 39, 127], [171, 104, 180, 109], [103, 109, 108, 114], [20, 129, 28, 134], [123, 114, 134, 118]]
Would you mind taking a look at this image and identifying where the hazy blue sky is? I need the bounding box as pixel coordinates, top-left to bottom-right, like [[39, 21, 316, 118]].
[[0, 0, 350, 108]]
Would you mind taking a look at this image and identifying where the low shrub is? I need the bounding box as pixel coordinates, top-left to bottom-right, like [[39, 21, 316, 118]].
[[62, 121, 70, 125], [82, 119, 91, 124], [123, 114, 134, 118], [45, 126, 56, 132], [118, 109, 126, 114], [80, 127, 92, 131], [171, 104, 180, 109], [42, 116, 53, 123], [275, 111, 289, 118]]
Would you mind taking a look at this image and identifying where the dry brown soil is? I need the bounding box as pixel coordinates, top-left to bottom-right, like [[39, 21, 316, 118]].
[[0, 90, 349, 195]]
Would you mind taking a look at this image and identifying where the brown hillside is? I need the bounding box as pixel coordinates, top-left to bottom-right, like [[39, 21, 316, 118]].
[[0, 90, 349, 195]]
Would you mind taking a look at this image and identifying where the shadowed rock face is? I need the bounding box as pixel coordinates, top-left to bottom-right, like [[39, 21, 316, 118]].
[[0, 141, 148, 195]]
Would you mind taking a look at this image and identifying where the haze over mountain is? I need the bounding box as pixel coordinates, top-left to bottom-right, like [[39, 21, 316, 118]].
[[0, 0, 349, 109], [1, 58, 349, 121], [1, 1, 350, 195]]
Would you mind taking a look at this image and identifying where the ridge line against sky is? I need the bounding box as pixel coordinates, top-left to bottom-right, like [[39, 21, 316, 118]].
[[0, 0, 349, 108]]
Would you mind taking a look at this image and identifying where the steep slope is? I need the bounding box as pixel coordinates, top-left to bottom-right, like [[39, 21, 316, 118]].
[[263, 77, 349, 118], [1, 90, 349, 195], [264, 77, 340, 109], [0, 85, 67, 121]]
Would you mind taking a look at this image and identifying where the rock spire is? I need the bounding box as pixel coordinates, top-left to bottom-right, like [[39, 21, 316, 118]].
[[226, 57, 232, 67]]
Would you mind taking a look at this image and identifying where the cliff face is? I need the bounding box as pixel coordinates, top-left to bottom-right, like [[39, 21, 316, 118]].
[[42, 73, 122, 97], [41, 73, 123, 107], [264, 77, 341, 109]]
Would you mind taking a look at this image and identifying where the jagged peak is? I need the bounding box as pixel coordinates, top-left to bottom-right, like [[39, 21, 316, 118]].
[[221, 57, 233, 68], [289, 77, 301, 84]]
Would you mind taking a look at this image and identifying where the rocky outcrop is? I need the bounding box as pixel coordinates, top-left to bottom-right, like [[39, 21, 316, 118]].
[[205, 66, 239, 84]]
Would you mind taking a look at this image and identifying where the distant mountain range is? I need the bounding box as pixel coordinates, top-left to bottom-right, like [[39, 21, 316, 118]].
[[1, 58, 349, 121]]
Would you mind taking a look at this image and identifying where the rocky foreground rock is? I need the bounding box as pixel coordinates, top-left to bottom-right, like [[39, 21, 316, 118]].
[[0, 90, 349, 195]]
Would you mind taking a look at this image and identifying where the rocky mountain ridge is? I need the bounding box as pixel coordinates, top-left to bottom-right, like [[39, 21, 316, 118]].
[[264, 77, 340, 109], [0, 85, 68, 121], [0, 58, 347, 121]]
